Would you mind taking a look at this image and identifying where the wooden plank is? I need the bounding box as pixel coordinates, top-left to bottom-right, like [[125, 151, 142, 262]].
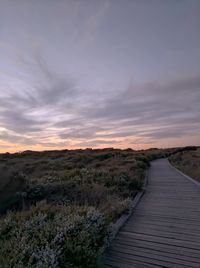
[[109, 246, 200, 267], [123, 227, 200, 242], [132, 211, 200, 222], [129, 214, 200, 227], [119, 231, 200, 250], [104, 256, 156, 268], [124, 222, 200, 236], [107, 250, 190, 268], [114, 238, 200, 259]]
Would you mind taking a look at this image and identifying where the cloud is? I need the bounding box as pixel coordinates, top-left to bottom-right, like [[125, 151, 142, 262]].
[[75, 139, 120, 148], [78, 0, 110, 48], [72, 74, 200, 146], [0, 49, 200, 151], [15, 52, 79, 107], [0, 131, 36, 145], [0, 52, 82, 138], [83, 74, 200, 126]]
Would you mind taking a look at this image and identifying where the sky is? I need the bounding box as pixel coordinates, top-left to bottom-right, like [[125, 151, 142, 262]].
[[0, 0, 200, 152]]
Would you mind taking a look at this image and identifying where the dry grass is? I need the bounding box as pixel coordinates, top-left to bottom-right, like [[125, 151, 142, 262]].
[[0, 147, 176, 215], [169, 147, 200, 182], [0, 148, 148, 217]]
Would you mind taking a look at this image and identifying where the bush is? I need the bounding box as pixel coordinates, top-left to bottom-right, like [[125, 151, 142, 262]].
[[0, 203, 110, 268], [0, 148, 155, 267]]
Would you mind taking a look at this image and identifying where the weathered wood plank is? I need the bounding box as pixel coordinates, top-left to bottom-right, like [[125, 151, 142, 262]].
[[119, 231, 200, 249], [113, 238, 200, 259], [124, 222, 200, 236], [109, 246, 200, 267]]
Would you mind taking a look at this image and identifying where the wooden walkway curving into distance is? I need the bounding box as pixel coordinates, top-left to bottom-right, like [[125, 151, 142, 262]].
[[104, 159, 200, 268]]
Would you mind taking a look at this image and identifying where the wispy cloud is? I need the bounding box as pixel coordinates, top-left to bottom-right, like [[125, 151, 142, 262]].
[[1, 56, 200, 151], [79, 0, 110, 48]]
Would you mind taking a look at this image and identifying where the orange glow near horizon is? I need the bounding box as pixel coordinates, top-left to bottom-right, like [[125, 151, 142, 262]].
[[1, 135, 199, 154], [0, 142, 148, 153], [0, 127, 200, 154]]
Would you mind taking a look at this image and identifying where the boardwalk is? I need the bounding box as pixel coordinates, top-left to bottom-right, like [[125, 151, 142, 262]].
[[104, 159, 200, 268]]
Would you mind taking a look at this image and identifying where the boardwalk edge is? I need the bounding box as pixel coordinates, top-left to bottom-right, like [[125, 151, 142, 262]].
[[168, 159, 200, 187]]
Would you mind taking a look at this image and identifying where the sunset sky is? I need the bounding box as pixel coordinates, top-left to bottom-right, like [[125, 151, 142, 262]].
[[0, 0, 200, 152]]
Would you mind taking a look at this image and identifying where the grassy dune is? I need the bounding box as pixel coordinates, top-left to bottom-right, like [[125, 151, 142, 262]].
[[0, 148, 170, 267], [169, 147, 200, 182]]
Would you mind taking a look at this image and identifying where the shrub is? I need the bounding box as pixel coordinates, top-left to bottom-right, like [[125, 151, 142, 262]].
[[0, 148, 155, 266], [0, 203, 110, 268]]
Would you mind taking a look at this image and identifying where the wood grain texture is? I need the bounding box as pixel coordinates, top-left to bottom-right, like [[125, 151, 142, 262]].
[[103, 159, 200, 268]]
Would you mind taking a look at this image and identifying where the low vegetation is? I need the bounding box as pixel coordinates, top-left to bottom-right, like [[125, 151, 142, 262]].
[[0, 147, 172, 267], [169, 146, 200, 182], [0, 203, 110, 268]]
